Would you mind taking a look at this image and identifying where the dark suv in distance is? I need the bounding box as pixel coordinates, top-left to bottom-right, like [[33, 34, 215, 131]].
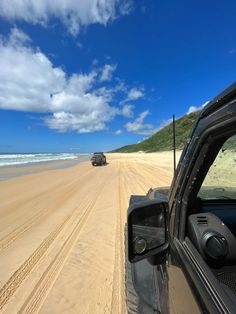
[[91, 152, 107, 166], [126, 83, 236, 313]]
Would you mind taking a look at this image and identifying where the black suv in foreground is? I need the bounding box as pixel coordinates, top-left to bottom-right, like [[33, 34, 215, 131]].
[[126, 83, 236, 313], [91, 152, 107, 166]]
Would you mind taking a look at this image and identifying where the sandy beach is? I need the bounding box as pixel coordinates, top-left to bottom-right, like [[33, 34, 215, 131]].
[[0, 151, 180, 313]]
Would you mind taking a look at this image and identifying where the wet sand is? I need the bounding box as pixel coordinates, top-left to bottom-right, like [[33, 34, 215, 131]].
[[0, 155, 90, 180], [0, 151, 180, 313]]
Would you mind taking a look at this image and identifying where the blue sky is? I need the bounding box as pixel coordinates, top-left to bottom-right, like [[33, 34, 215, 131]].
[[0, 0, 236, 153]]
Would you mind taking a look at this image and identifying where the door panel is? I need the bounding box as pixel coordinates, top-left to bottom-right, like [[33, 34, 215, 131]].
[[168, 264, 200, 314]]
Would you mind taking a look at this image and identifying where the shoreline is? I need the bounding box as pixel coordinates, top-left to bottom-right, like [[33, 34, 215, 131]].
[[0, 155, 90, 180]]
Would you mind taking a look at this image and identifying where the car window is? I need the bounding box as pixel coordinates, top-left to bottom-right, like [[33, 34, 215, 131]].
[[198, 134, 236, 200]]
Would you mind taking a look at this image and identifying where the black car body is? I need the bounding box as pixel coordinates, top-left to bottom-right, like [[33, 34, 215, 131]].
[[126, 83, 236, 313], [91, 152, 106, 166]]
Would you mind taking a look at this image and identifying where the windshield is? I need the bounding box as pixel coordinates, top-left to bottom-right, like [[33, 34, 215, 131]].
[[198, 134, 236, 200]]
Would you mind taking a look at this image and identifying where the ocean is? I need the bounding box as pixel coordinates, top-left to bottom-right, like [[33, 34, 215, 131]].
[[0, 153, 87, 167]]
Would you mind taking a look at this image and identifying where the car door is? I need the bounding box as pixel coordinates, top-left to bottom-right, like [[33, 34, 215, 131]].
[[164, 85, 236, 313]]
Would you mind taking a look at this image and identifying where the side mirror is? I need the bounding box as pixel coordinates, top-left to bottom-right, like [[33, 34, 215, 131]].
[[128, 200, 169, 263]]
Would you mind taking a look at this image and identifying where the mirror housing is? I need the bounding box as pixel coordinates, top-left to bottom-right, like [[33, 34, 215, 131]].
[[128, 199, 169, 263]]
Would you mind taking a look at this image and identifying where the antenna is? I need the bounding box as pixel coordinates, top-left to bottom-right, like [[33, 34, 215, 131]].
[[173, 114, 176, 175]]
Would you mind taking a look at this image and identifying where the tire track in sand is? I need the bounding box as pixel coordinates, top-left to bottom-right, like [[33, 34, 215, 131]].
[[0, 209, 76, 310], [110, 159, 154, 314], [122, 161, 147, 194], [0, 167, 94, 253], [110, 161, 127, 314], [18, 176, 107, 314]]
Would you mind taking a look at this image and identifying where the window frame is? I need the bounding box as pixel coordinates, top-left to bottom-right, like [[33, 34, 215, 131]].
[[169, 104, 236, 312]]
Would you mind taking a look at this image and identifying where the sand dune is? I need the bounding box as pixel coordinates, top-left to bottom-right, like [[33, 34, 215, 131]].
[[0, 152, 179, 313]]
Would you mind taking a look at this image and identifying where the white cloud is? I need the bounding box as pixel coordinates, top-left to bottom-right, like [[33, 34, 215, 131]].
[[0, 28, 126, 133], [121, 104, 134, 117], [125, 110, 157, 135], [187, 106, 198, 114], [141, 5, 146, 13], [119, 1, 133, 15], [0, 31, 66, 112], [113, 80, 127, 93], [127, 87, 144, 101], [114, 129, 122, 135], [0, 0, 133, 36], [100, 64, 117, 81], [158, 118, 172, 130], [92, 58, 99, 66], [76, 42, 83, 49], [187, 101, 209, 114], [120, 87, 144, 104], [229, 48, 236, 54], [8, 26, 32, 46], [44, 110, 116, 133]]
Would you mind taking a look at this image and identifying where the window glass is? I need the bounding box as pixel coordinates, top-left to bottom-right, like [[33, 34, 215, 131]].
[[198, 134, 236, 200]]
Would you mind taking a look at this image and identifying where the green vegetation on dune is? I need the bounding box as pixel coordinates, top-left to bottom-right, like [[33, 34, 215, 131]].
[[223, 134, 236, 150], [111, 112, 200, 153]]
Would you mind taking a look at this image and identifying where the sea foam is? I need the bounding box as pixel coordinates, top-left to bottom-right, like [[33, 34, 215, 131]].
[[0, 153, 81, 167]]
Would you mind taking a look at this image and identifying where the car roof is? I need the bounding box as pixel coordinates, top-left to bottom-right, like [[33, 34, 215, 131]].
[[200, 82, 236, 118], [188, 82, 236, 139]]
